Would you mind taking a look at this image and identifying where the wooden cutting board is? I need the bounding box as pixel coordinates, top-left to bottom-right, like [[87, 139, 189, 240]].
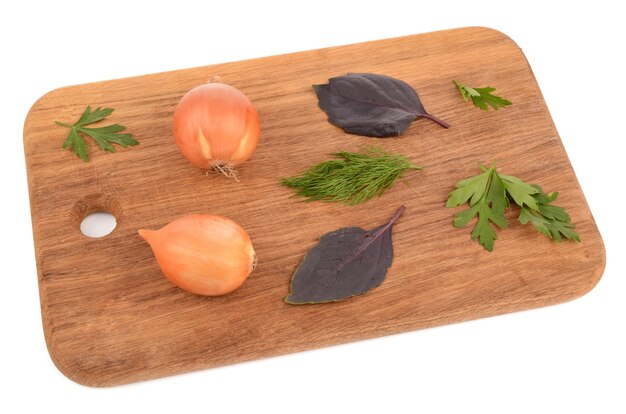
[[23, 27, 605, 387]]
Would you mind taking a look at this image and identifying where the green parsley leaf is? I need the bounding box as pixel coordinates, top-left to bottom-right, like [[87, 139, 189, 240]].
[[447, 164, 580, 251], [518, 185, 581, 242], [500, 173, 540, 210], [446, 165, 508, 251], [55, 106, 138, 162], [453, 80, 512, 111]]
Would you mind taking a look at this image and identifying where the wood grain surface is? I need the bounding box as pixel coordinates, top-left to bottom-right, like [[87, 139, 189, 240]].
[[23, 27, 605, 387]]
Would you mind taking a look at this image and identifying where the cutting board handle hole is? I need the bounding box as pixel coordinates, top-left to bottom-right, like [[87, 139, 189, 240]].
[[70, 194, 123, 238], [80, 212, 116, 238]]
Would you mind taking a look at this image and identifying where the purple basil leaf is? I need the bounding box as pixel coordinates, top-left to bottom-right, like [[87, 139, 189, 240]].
[[313, 73, 449, 137], [285, 206, 405, 304]]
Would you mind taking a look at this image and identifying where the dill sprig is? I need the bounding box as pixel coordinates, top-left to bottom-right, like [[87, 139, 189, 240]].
[[281, 146, 422, 205]]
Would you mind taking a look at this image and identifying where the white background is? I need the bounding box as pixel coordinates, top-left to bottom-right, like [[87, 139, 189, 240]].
[[1, 1, 624, 412]]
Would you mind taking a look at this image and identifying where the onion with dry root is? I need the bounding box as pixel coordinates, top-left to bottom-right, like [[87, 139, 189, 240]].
[[172, 77, 260, 178], [139, 214, 256, 296]]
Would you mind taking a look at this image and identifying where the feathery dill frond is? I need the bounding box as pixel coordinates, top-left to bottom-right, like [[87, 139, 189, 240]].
[[281, 146, 422, 205]]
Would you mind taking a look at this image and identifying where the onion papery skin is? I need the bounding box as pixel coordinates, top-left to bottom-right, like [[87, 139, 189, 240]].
[[139, 214, 256, 296], [172, 82, 261, 170]]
